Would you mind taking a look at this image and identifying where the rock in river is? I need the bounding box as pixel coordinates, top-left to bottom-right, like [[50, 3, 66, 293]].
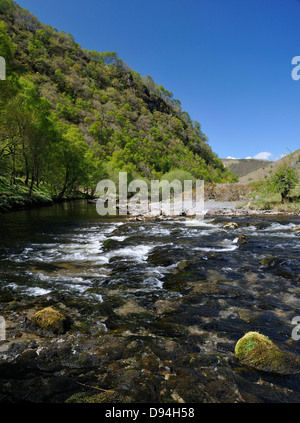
[[235, 332, 300, 375], [31, 307, 68, 334], [222, 222, 239, 230], [236, 234, 249, 245]]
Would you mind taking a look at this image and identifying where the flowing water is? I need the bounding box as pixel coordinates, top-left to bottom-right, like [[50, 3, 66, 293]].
[[0, 200, 300, 402]]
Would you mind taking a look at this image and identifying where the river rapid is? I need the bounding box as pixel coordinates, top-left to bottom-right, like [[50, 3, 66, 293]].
[[0, 200, 300, 403]]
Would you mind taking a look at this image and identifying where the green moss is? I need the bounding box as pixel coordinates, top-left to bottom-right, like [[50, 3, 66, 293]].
[[31, 307, 66, 333], [102, 238, 122, 252], [65, 391, 131, 403], [235, 332, 300, 375], [260, 257, 276, 266]]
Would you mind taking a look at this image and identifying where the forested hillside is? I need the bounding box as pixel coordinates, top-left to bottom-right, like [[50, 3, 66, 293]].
[[0, 0, 236, 205]]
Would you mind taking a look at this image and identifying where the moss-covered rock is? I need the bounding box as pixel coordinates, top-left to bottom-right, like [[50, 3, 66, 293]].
[[65, 391, 132, 403], [31, 307, 67, 334], [235, 332, 300, 375], [102, 239, 123, 252], [260, 256, 277, 267]]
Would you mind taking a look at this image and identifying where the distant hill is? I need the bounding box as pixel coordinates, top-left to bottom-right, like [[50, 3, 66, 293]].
[[238, 150, 300, 184], [221, 158, 271, 178]]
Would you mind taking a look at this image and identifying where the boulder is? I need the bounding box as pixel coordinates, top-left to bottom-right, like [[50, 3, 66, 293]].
[[31, 307, 67, 334], [222, 222, 239, 229], [235, 332, 300, 375], [291, 225, 300, 232], [102, 238, 123, 252]]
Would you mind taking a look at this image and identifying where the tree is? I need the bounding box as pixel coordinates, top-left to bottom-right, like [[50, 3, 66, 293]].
[[0, 0, 16, 16], [0, 21, 14, 66], [265, 155, 299, 203]]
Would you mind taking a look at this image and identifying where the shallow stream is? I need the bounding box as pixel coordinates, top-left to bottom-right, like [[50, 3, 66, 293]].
[[0, 200, 300, 402]]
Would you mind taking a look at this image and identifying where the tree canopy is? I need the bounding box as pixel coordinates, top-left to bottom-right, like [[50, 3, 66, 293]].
[[0, 1, 236, 201]]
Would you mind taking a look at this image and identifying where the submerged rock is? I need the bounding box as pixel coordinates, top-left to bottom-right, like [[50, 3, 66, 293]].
[[291, 225, 300, 232], [31, 307, 67, 334], [176, 260, 192, 272], [235, 332, 300, 375], [236, 234, 249, 245], [260, 256, 277, 267], [102, 238, 123, 252]]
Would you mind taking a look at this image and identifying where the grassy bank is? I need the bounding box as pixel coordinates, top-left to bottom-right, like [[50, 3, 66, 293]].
[[243, 196, 300, 213], [0, 176, 52, 213], [0, 176, 88, 213], [204, 182, 300, 213], [236, 183, 300, 213]]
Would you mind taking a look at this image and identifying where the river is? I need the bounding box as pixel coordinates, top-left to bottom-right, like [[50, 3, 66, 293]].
[[0, 200, 300, 403]]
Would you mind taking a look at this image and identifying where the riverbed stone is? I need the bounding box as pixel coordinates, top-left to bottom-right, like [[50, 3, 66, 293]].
[[222, 222, 239, 229], [235, 332, 300, 375], [31, 307, 67, 334], [260, 256, 277, 267], [102, 238, 123, 252], [237, 234, 249, 245]]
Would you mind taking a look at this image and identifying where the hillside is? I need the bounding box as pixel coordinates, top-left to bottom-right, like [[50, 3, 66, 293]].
[[239, 150, 300, 184], [0, 0, 236, 207], [221, 158, 271, 178]]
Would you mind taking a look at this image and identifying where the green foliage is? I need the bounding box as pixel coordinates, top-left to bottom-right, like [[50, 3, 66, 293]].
[[0, 0, 15, 15], [265, 155, 299, 203], [0, 20, 14, 69], [0, 1, 236, 203], [161, 169, 194, 184]]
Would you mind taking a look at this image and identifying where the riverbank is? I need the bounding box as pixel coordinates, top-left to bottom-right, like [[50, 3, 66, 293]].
[[125, 199, 300, 220], [0, 177, 90, 214], [2, 175, 299, 217], [204, 200, 300, 217]]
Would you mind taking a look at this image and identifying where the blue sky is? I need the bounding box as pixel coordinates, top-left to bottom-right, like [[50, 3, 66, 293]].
[[16, 0, 300, 161]]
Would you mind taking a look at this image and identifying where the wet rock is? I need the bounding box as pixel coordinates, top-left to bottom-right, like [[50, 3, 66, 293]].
[[65, 391, 132, 403], [31, 307, 68, 334], [259, 257, 297, 280], [151, 317, 189, 338], [235, 332, 300, 375], [260, 256, 277, 267], [176, 260, 192, 272], [291, 225, 300, 232], [222, 222, 239, 229], [148, 247, 178, 267], [102, 239, 123, 252], [154, 300, 177, 315], [115, 300, 151, 316], [140, 346, 160, 373], [237, 235, 249, 245]]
